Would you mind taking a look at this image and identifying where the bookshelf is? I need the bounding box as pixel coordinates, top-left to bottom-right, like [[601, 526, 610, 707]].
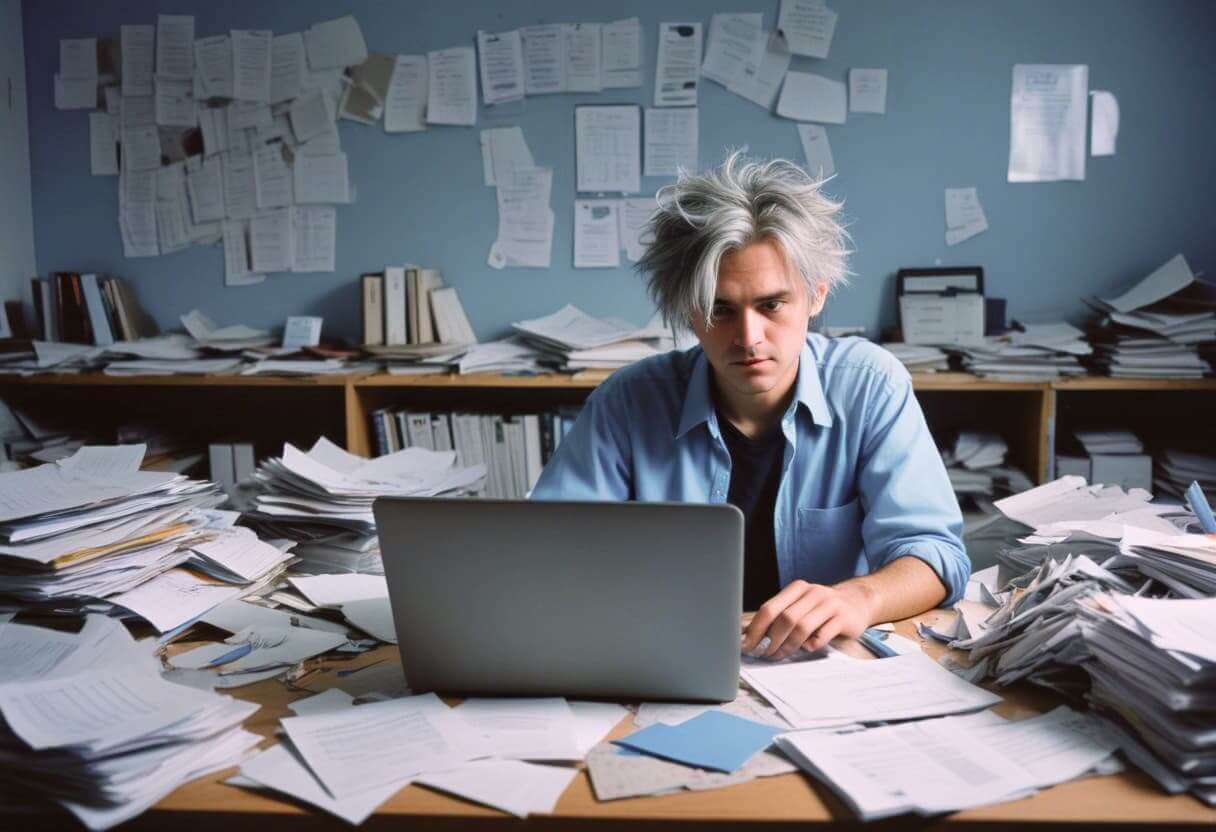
[[2, 372, 1213, 484]]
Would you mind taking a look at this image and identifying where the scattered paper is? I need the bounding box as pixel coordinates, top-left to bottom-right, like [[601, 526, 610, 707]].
[[849, 68, 888, 114], [231, 29, 273, 103], [306, 16, 368, 70], [575, 105, 640, 194], [294, 152, 351, 204], [292, 206, 337, 273], [655, 22, 702, 107], [644, 108, 698, 178], [945, 187, 989, 246], [1008, 64, 1088, 182], [618, 197, 656, 263], [427, 47, 477, 126], [415, 760, 577, 818], [89, 113, 119, 175], [565, 24, 602, 93], [250, 208, 294, 273], [574, 201, 621, 268], [121, 25, 155, 97], [728, 32, 791, 110], [156, 15, 195, 81], [602, 18, 642, 89], [776, 71, 847, 124], [270, 33, 307, 104], [385, 55, 428, 133], [1090, 90, 1119, 156], [797, 123, 835, 179], [195, 35, 234, 99], [778, 0, 838, 58], [701, 14, 764, 90], [521, 25, 566, 95], [477, 29, 525, 105]]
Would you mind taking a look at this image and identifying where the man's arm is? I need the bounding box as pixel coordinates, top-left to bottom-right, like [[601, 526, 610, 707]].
[[740, 556, 946, 660]]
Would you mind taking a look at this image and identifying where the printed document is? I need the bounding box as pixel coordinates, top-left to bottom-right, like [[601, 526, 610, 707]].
[[797, 123, 835, 179], [522, 25, 566, 95], [385, 55, 428, 132], [778, 0, 837, 58], [427, 47, 477, 126], [477, 29, 525, 105], [654, 23, 702, 107], [1008, 64, 1088, 182], [602, 18, 642, 89], [644, 108, 698, 177], [575, 105, 640, 193], [776, 71, 847, 124], [574, 201, 621, 268], [701, 14, 764, 90]]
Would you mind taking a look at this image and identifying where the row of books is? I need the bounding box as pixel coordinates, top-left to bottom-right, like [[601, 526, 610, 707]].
[[360, 266, 476, 348], [31, 273, 157, 345], [369, 408, 581, 499]]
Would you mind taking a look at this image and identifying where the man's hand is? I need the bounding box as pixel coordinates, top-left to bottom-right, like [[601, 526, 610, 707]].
[[741, 579, 878, 660]]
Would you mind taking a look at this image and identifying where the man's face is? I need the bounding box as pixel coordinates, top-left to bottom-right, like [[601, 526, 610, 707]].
[[690, 238, 825, 405]]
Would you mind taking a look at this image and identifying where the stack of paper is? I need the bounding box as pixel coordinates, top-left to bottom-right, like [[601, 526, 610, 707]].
[[0, 615, 262, 829], [0, 445, 250, 634], [948, 323, 1090, 380], [455, 337, 549, 375], [509, 305, 675, 372], [181, 309, 277, 352], [741, 650, 1002, 730], [777, 707, 1120, 819], [1154, 449, 1216, 504], [941, 431, 1034, 510], [1086, 255, 1215, 378], [247, 437, 484, 580], [880, 342, 950, 373]]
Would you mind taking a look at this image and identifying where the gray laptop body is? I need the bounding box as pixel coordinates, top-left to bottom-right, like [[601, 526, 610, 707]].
[[373, 498, 743, 702]]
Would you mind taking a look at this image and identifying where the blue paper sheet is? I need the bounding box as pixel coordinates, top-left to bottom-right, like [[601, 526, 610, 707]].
[[612, 710, 781, 773]]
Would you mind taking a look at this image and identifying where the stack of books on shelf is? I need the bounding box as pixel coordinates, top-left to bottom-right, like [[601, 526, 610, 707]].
[[30, 273, 158, 346], [368, 408, 581, 499], [1086, 254, 1216, 378], [361, 266, 478, 373]]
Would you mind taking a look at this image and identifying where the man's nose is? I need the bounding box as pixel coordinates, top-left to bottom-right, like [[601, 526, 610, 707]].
[[734, 309, 763, 348]]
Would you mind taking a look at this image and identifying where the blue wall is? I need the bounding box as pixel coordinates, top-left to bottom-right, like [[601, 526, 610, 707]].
[[22, 0, 1216, 342]]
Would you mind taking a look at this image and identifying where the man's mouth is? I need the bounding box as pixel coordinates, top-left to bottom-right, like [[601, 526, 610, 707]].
[[735, 357, 768, 366]]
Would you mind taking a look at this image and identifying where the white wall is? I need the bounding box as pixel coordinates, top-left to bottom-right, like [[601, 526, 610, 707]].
[[0, 0, 36, 311]]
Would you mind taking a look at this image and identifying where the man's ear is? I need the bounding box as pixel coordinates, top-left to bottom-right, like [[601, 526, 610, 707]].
[[807, 283, 829, 318]]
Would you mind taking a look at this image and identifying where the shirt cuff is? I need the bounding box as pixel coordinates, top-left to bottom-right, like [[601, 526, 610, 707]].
[[880, 539, 971, 608]]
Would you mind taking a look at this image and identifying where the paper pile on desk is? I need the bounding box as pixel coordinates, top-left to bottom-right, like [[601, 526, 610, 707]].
[[0, 614, 261, 830], [0, 445, 257, 634], [247, 436, 484, 582], [1086, 254, 1215, 379], [937, 473, 1216, 805], [181, 309, 277, 352], [947, 323, 1090, 380], [777, 706, 1120, 819], [235, 693, 603, 821]]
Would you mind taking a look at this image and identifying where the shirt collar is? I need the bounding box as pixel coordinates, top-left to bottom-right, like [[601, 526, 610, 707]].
[[675, 341, 833, 439]]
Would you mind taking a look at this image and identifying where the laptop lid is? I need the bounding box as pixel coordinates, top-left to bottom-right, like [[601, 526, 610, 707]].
[[373, 498, 743, 702]]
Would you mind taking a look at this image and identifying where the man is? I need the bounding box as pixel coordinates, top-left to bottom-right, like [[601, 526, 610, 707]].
[[531, 153, 969, 661]]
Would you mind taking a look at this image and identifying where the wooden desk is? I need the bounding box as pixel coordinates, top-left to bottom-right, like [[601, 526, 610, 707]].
[[22, 611, 1210, 831]]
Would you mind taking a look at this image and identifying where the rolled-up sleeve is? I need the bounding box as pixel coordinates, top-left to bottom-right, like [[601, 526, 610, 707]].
[[530, 380, 633, 501], [856, 368, 970, 606]]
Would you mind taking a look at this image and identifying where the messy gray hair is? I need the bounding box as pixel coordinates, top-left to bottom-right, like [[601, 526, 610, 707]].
[[639, 151, 851, 330]]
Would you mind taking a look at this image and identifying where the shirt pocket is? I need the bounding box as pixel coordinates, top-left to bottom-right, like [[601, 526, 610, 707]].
[[794, 498, 865, 586]]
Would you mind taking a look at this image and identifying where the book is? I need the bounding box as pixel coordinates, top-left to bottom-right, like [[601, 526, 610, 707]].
[[431, 414, 453, 452], [80, 274, 115, 346], [416, 268, 444, 344], [430, 286, 477, 345], [31, 278, 55, 341], [522, 414, 543, 493], [101, 279, 126, 341], [405, 267, 419, 345], [55, 272, 90, 344], [361, 273, 385, 346], [384, 267, 407, 345], [405, 412, 434, 449]]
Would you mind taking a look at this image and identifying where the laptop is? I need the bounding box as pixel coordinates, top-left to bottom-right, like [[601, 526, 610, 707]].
[[373, 498, 743, 702]]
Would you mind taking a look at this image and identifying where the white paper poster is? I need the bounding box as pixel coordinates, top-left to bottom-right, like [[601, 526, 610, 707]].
[[797, 123, 835, 179], [1090, 90, 1119, 156], [655, 23, 702, 107], [574, 201, 621, 268], [944, 187, 989, 246], [575, 105, 641, 194], [1008, 64, 1088, 183]]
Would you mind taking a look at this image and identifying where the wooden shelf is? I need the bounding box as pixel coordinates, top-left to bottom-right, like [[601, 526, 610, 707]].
[[2, 370, 1212, 486]]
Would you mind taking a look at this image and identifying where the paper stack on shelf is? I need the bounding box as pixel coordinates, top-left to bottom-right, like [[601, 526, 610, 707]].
[[510, 306, 675, 372], [454, 337, 549, 374], [181, 309, 277, 352], [246, 437, 486, 577], [948, 322, 1090, 380], [1153, 450, 1216, 505], [0, 614, 261, 830], [941, 431, 1034, 510], [0, 445, 247, 632], [1086, 254, 1216, 378], [880, 342, 950, 373]]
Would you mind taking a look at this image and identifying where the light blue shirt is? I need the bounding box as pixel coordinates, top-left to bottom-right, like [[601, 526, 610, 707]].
[[531, 334, 970, 606]]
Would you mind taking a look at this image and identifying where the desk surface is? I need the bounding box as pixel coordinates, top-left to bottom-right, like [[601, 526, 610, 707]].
[[31, 612, 1216, 830]]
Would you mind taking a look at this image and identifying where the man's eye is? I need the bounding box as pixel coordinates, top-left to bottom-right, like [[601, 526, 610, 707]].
[[761, 301, 785, 312], [711, 306, 732, 320]]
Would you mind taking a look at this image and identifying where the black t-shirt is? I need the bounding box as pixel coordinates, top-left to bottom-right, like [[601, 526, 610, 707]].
[[718, 415, 784, 611]]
